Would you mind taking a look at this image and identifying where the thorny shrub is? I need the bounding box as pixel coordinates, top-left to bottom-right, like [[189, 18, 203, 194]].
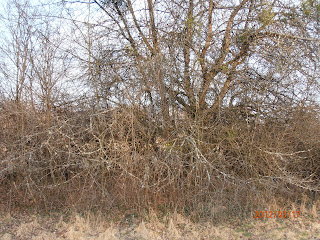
[[0, 100, 319, 221]]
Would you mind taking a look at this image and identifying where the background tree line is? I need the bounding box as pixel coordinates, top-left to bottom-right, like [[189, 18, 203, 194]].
[[0, 0, 319, 220]]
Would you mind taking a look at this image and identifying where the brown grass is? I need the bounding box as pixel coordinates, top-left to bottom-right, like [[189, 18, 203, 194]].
[[0, 205, 319, 240]]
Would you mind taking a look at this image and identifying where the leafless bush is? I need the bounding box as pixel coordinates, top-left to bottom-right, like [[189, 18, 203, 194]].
[[1, 99, 319, 221]]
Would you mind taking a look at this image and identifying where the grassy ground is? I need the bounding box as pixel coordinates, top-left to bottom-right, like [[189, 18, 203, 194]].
[[1, 205, 320, 240]]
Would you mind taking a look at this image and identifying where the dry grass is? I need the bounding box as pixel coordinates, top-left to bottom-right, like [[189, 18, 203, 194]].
[[0, 204, 319, 240]]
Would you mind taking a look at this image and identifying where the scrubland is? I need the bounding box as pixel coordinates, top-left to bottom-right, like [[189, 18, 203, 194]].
[[1, 101, 320, 239]]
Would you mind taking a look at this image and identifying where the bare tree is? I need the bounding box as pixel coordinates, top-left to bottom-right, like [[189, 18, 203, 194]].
[[86, 0, 319, 122]]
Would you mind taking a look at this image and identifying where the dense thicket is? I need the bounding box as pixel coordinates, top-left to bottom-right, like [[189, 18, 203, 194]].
[[0, 0, 319, 219]]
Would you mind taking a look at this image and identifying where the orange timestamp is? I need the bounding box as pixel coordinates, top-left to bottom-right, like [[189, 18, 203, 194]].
[[255, 211, 300, 219]]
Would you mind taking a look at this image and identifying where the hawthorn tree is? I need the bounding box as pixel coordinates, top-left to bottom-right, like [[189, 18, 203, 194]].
[[86, 0, 319, 124]]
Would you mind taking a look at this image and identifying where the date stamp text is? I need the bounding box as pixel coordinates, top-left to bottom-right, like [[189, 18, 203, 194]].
[[255, 211, 300, 219]]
